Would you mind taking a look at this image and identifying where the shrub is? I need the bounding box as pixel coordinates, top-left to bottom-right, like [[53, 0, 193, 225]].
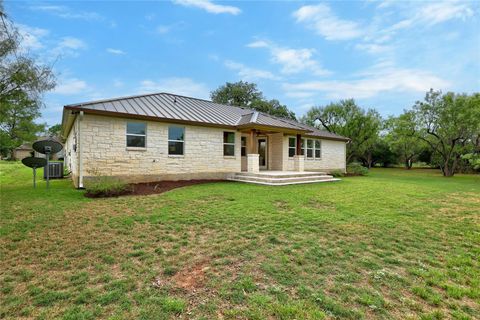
[[347, 163, 369, 176], [330, 169, 345, 178], [85, 177, 131, 198]]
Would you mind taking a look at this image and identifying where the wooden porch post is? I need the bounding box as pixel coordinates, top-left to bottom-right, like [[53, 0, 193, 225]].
[[249, 129, 257, 154], [296, 133, 302, 156]]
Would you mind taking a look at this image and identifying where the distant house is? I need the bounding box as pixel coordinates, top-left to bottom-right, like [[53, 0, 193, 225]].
[[13, 137, 64, 161], [61, 92, 348, 188]]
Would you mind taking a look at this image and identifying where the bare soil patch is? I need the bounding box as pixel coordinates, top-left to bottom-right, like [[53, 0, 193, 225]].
[[85, 180, 226, 198]]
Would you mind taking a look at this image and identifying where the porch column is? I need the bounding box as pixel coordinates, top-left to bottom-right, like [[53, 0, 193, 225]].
[[247, 154, 259, 173], [247, 129, 259, 172], [296, 134, 302, 155], [249, 129, 257, 153], [294, 133, 304, 172]]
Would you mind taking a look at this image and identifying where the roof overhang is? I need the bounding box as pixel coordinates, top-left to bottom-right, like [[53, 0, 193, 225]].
[[236, 124, 311, 135], [62, 106, 240, 131]]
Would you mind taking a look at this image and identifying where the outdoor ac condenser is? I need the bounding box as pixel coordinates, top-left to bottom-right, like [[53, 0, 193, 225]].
[[43, 162, 64, 179]]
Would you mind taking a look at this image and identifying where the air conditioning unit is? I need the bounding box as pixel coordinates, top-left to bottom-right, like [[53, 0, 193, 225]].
[[44, 162, 64, 179]]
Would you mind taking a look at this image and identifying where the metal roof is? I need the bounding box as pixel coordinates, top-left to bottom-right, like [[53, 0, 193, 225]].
[[64, 92, 349, 141]]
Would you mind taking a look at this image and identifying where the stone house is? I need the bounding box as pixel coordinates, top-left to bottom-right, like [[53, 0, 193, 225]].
[[13, 137, 64, 160], [61, 92, 349, 187]]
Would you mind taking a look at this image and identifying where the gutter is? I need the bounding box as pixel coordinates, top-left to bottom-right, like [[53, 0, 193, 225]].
[[78, 111, 84, 188]]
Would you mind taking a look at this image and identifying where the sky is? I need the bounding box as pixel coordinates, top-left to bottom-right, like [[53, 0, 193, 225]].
[[5, 0, 480, 126]]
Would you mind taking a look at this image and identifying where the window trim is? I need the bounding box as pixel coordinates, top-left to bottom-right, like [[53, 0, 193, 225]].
[[126, 121, 147, 149], [288, 136, 322, 160], [315, 140, 322, 160], [168, 125, 185, 155], [288, 137, 296, 158], [306, 139, 314, 159], [241, 136, 247, 157], [223, 131, 236, 157]]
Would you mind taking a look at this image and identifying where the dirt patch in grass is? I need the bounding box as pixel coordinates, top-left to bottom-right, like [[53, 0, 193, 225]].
[[172, 261, 210, 291], [85, 180, 226, 198]]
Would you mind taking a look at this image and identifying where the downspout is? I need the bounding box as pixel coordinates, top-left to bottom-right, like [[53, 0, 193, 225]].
[[78, 111, 84, 188]]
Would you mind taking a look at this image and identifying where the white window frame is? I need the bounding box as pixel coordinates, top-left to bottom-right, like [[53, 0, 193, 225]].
[[241, 136, 247, 157], [223, 131, 236, 156], [315, 140, 322, 159], [288, 137, 296, 158], [168, 125, 185, 155], [306, 139, 314, 159], [126, 121, 147, 149]]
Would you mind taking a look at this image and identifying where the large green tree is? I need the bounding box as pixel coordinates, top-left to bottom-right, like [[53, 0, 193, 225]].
[[211, 81, 296, 120], [301, 99, 381, 164], [413, 89, 480, 176], [385, 111, 426, 169], [0, 4, 55, 157]]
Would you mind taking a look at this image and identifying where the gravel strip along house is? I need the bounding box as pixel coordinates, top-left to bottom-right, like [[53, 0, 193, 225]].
[[61, 92, 349, 187]]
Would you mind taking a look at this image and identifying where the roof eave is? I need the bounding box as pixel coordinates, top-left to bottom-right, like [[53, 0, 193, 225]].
[[63, 106, 239, 130]]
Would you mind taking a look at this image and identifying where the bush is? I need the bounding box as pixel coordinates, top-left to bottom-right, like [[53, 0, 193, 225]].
[[85, 177, 131, 198], [347, 163, 369, 176], [330, 169, 345, 177]]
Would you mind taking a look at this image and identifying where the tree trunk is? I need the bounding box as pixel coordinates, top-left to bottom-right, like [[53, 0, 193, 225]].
[[442, 160, 454, 177]]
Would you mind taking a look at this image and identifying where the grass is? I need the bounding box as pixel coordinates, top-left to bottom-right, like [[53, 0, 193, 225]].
[[1, 161, 479, 319]]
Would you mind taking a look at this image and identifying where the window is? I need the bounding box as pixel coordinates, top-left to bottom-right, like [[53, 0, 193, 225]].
[[168, 126, 184, 155], [306, 139, 314, 158], [223, 132, 235, 156], [241, 137, 247, 156], [126, 122, 146, 148], [315, 140, 321, 158], [288, 137, 296, 157]]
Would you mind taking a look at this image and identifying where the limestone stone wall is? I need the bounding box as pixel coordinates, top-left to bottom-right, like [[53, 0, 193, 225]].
[[267, 133, 283, 170], [79, 114, 242, 183], [64, 116, 80, 186], [282, 136, 346, 172]]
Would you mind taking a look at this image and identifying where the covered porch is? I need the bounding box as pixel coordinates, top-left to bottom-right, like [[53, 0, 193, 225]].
[[239, 127, 306, 173]]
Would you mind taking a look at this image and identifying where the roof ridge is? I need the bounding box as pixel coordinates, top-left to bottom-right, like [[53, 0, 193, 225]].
[[65, 92, 171, 107]]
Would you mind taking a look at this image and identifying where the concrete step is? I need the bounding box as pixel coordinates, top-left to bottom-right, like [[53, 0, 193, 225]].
[[234, 171, 327, 178], [228, 177, 341, 186], [230, 174, 335, 184]]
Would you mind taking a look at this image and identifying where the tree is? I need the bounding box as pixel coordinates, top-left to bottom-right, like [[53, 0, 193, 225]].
[[301, 99, 382, 164], [250, 99, 296, 120], [211, 81, 263, 108], [0, 5, 55, 157], [385, 111, 426, 169], [211, 81, 296, 120], [413, 89, 480, 176], [47, 123, 62, 137]]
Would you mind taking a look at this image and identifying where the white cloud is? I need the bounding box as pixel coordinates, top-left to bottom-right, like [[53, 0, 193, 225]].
[[59, 37, 86, 50], [224, 60, 279, 81], [54, 78, 88, 95], [17, 24, 49, 51], [355, 43, 392, 54], [417, 2, 474, 25], [247, 40, 331, 76], [246, 40, 269, 48], [293, 4, 363, 40], [52, 37, 87, 57], [30, 5, 104, 21], [106, 48, 126, 55], [156, 25, 171, 34], [173, 0, 241, 15], [283, 64, 450, 99], [113, 79, 124, 88], [138, 77, 209, 99]]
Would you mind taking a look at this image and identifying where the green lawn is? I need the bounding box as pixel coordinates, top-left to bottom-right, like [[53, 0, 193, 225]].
[[1, 161, 479, 320]]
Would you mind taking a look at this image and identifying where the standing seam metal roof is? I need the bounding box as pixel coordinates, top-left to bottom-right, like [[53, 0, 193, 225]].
[[64, 92, 349, 141]]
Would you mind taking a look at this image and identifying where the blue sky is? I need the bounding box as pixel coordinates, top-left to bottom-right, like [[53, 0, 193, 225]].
[[5, 0, 480, 126]]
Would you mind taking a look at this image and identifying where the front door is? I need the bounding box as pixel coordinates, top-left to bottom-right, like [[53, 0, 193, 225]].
[[258, 138, 267, 170]]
